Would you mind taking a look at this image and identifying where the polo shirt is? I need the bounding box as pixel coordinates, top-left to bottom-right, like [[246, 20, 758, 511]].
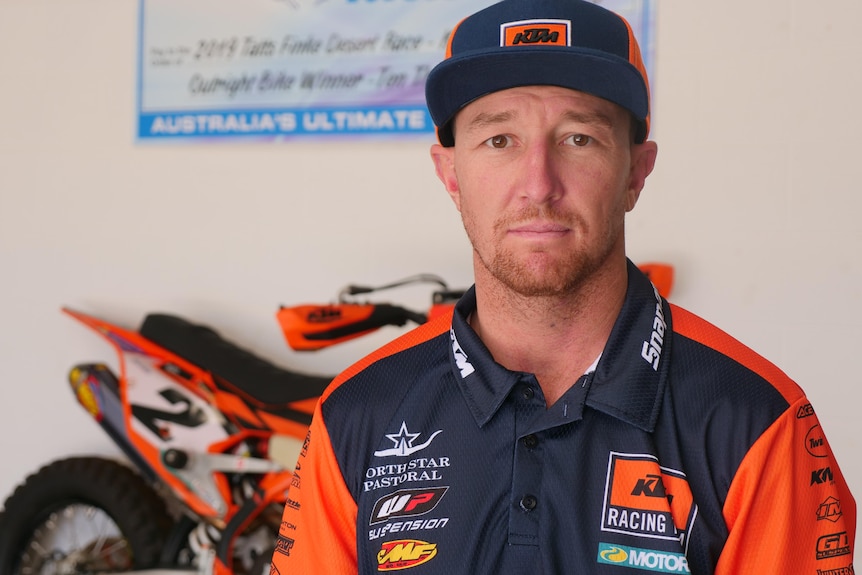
[[272, 260, 856, 574]]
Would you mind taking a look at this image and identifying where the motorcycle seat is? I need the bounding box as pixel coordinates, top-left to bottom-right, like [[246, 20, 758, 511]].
[[139, 314, 332, 407]]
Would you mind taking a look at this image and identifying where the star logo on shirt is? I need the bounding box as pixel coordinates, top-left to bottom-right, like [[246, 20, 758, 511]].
[[374, 421, 443, 457]]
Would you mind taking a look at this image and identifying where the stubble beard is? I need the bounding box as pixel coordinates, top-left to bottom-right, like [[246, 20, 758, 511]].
[[464, 205, 621, 298]]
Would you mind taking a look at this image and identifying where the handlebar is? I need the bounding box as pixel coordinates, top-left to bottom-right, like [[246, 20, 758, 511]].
[[278, 275, 464, 352]]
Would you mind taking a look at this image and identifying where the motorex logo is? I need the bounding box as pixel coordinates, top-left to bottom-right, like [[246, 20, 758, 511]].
[[597, 543, 690, 573]]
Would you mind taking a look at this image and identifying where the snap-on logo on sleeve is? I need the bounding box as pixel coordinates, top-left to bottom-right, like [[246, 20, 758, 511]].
[[602, 452, 697, 548], [500, 19, 570, 47]]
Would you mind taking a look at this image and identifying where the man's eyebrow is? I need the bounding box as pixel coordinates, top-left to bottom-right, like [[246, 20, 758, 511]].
[[462, 109, 616, 133], [562, 110, 615, 130], [463, 110, 516, 132]]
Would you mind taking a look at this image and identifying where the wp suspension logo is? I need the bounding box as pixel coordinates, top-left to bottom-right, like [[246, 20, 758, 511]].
[[370, 487, 448, 524]]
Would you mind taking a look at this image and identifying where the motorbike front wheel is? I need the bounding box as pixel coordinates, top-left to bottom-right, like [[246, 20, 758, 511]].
[[0, 456, 173, 574]]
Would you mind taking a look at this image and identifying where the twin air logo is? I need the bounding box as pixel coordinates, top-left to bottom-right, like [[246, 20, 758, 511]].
[[597, 543, 690, 573], [806, 424, 829, 458], [450, 328, 475, 378], [377, 539, 438, 571], [500, 19, 571, 47], [602, 453, 697, 549]]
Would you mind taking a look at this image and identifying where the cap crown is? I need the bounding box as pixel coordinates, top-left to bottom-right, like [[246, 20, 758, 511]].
[[425, 0, 650, 146]]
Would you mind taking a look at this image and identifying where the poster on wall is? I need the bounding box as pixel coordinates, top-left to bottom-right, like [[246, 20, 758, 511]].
[[137, 0, 655, 142]]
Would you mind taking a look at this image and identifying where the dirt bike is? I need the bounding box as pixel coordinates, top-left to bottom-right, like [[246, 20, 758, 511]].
[[0, 265, 672, 574]]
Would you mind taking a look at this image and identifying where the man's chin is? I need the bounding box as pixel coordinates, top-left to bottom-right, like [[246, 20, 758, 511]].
[[491, 263, 592, 298]]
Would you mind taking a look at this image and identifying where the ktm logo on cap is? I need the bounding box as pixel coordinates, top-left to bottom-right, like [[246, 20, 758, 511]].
[[501, 19, 570, 47]]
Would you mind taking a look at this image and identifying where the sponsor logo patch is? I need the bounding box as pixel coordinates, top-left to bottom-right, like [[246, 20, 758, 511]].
[[641, 285, 666, 371], [274, 535, 295, 557], [371, 487, 448, 524], [450, 328, 475, 378], [377, 539, 438, 571], [369, 517, 449, 541], [817, 496, 844, 523], [816, 532, 851, 560], [812, 467, 835, 486], [363, 456, 451, 493], [797, 403, 815, 418], [806, 425, 829, 458], [500, 19, 570, 47], [817, 565, 855, 575], [602, 453, 697, 547], [375, 421, 442, 458], [597, 543, 691, 573]]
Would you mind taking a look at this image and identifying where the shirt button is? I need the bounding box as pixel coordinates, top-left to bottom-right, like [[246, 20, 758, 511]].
[[520, 495, 538, 512], [523, 434, 538, 449], [520, 386, 535, 400]]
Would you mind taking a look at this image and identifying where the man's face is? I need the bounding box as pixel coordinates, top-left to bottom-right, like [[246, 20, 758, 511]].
[[431, 85, 657, 298]]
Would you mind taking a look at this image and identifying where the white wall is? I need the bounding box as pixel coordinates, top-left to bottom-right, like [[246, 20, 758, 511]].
[[1, 0, 860, 554]]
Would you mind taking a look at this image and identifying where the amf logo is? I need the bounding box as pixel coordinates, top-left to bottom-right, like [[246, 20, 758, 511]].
[[377, 539, 438, 570], [597, 543, 691, 573]]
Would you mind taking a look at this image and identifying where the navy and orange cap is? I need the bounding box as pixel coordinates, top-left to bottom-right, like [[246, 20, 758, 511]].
[[425, 0, 651, 147]]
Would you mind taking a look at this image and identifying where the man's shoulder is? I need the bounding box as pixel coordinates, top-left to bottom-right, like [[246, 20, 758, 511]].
[[319, 311, 453, 408], [668, 303, 804, 406]]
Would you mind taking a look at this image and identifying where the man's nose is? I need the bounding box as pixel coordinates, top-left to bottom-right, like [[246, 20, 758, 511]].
[[519, 141, 563, 204]]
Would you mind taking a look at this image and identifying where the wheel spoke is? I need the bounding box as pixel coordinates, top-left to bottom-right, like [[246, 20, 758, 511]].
[[0, 458, 171, 574], [14, 503, 133, 573]]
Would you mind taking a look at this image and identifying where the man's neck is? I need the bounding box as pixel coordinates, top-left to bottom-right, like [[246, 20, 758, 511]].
[[470, 260, 628, 406]]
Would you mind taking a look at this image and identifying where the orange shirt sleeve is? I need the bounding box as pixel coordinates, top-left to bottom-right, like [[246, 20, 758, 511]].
[[716, 397, 856, 574], [270, 401, 358, 575]]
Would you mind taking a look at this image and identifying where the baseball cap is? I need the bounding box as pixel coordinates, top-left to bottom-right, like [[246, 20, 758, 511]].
[[425, 0, 650, 146]]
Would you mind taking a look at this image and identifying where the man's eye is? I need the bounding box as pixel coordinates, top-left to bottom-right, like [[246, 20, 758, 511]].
[[565, 134, 592, 147], [484, 135, 510, 149]]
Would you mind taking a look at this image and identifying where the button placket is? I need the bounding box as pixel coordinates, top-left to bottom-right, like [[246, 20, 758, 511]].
[[509, 377, 543, 545], [519, 494, 538, 512]]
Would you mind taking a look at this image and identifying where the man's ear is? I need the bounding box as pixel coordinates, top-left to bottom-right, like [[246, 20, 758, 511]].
[[430, 144, 461, 211], [625, 140, 658, 212]]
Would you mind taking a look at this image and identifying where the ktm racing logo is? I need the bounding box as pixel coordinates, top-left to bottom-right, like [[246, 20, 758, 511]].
[[377, 540, 438, 571], [602, 452, 697, 547], [500, 19, 570, 47]]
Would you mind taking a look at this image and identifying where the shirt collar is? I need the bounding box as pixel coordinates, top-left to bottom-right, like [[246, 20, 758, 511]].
[[448, 259, 671, 432]]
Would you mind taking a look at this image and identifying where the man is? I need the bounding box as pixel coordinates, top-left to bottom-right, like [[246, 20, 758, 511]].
[[271, 0, 856, 573]]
